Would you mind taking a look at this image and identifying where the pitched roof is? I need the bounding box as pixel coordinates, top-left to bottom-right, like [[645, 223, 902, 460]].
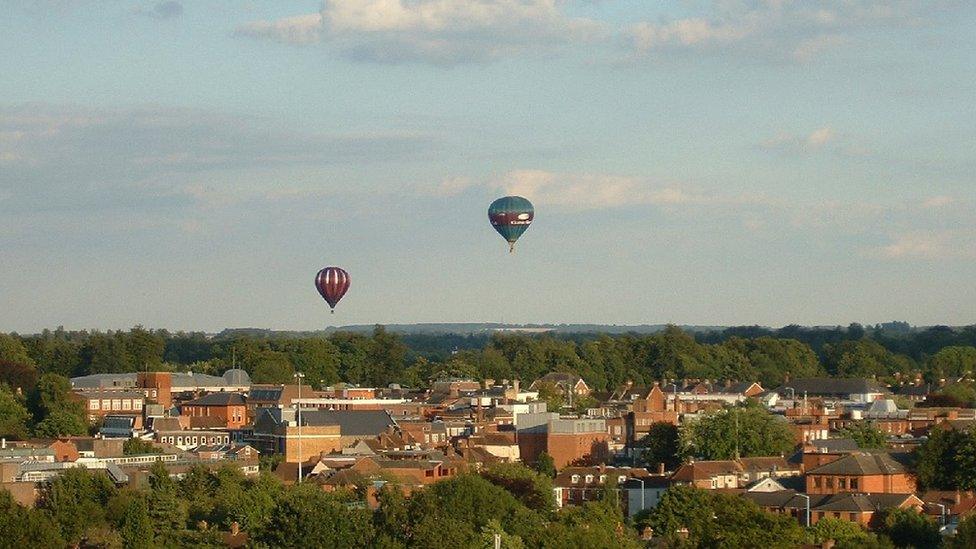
[[812, 493, 918, 513], [737, 456, 796, 473], [671, 461, 743, 481], [776, 378, 887, 397], [299, 410, 397, 436], [806, 452, 906, 476], [809, 438, 860, 453], [742, 489, 805, 509], [184, 392, 245, 406]]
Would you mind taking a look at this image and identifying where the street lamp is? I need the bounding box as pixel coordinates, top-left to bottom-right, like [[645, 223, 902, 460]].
[[796, 493, 810, 526], [294, 371, 305, 484]]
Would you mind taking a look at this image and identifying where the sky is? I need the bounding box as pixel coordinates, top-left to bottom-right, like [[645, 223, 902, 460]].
[[1, 0, 975, 333]]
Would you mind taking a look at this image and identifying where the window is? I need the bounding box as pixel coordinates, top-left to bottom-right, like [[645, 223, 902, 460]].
[[618, 475, 627, 483], [571, 475, 580, 484], [133, 399, 143, 410], [814, 477, 822, 488], [826, 478, 834, 489], [850, 478, 859, 490], [599, 475, 607, 484], [122, 399, 132, 410], [838, 478, 846, 489], [89, 400, 99, 410], [585, 475, 593, 484], [102, 399, 111, 410]]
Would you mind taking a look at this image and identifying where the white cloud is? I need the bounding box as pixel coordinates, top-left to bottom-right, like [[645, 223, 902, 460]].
[[236, 0, 605, 64], [876, 232, 953, 259], [490, 169, 716, 211], [761, 126, 838, 153], [625, 1, 946, 62]]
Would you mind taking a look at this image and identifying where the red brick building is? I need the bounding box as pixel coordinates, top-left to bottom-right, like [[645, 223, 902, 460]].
[[805, 452, 915, 495], [180, 392, 247, 429]]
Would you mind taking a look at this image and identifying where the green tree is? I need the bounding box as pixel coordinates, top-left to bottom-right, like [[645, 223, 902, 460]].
[[0, 385, 31, 439], [0, 359, 39, 393], [124, 326, 166, 371], [147, 461, 189, 544], [681, 403, 795, 460], [480, 462, 555, 512], [531, 451, 557, 478], [927, 346, 976, 380], [29, 373, 88, 435], [38, 467, 117, 545], [808, 517, 885, 548], [255, 485, 375, 548], [913, 425, 971, 490], [108, 489, 154, 549], [250, 352, 295, 384], [0, 489, 65, 548], [877, 507, 940, 549], [638, 422, 681, 470], [838, 420, 887, 449], [34, 409, 88, 437], [947, 513, 976, 549], [123, 437, 162, 455], [0, 334, 35, 367], [535, 381, 565, 411]]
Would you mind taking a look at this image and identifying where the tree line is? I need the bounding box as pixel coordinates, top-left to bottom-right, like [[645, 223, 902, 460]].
[[4, 324, 976, 392]]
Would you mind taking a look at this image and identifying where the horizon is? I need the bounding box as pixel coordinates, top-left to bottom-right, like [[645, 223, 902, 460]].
[[2, 1, 975, 333]]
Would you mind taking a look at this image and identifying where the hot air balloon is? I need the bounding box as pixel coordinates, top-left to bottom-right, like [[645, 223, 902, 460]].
[[488, 196, 534, 253], [315, 266, 350, 314]]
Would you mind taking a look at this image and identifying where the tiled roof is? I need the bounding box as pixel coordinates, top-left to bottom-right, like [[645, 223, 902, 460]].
[[806, 452, 906, 476], [775, 378, 887, 396], [671, 461, 743, 481], [184, 392, 246, 406]]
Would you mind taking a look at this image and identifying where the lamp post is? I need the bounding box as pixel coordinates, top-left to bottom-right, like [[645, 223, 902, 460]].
[[294, 371, 305, 484], [935, 503, 946, 527], [796, 493, 810, 526]]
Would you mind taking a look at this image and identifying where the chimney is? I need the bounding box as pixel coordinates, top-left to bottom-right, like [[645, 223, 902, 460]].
[[658, 462, 665, 475], [513, 379, 520, 394], [230, 522, 240, 536]]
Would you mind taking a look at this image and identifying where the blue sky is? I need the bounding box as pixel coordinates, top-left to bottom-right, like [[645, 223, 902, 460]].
[[1, 1, 974, 332]]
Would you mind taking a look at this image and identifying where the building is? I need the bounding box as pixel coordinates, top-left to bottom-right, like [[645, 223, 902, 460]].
[[180, 392, 248, 429], [74, 390, 145, 422], [517, 413, 609, 469], [805, 452, 915, 495], [776, 378, 888, 403], [529, 372, 591, 397]]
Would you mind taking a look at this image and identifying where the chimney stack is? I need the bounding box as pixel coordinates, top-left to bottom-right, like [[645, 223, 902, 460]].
[[658, 462, 665, 475], [230, 522, 240, 536]]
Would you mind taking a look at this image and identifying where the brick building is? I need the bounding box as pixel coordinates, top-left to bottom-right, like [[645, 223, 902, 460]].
[[517, 414, 609, 469], [180, 393, 248, 429], [805, 452, 915, 495]]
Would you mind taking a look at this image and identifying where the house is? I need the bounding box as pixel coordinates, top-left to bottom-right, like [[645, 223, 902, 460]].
[[805, 452, 915, 495], [628, 384, 679, 443], [529, 372, 591, 397], [671, 460, 744, 489], [180, 392, 247, 429], [737, 456, 802, 483], [808, 493, 923, 526], [74, 390, 145, 422], [553, 465, 668, 515]]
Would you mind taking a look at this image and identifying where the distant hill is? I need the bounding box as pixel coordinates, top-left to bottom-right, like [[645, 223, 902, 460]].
[[215, 323, 731, 338]]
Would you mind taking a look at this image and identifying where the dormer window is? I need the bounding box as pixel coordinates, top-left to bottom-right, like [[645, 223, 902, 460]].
[[599, 475, 607, 484], [585, 475, 593, 484], [571, 474, 580, 484], [618, 475, 627, 483]]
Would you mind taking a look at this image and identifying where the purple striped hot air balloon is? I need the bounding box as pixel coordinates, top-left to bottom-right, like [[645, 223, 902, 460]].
[[315, 266, 350, 313]]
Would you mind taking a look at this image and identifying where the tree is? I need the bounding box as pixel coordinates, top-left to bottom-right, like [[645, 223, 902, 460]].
[[877, 507, 940, 549], [0, 359, 38, 393], [123, 437, 162, 455], [947, 513, 976, 549], [34, 409, 88, 437], [535, 381, 565, 411], [927, 346, 976, 381], [108, 489, 154, 549], [914, 425, 971, 490], [147, 461, 189, 544], [0, 489, 65, 548], [808, 517, 885, 548], [0, 385, 31, 439], [531, 451, 557, 478], [681, 403, 795, 460], [838, 421, 887, 449], [646, 486, 803, 548], [38, 467, 117, 545], [0, 334, 35, 367], [29, 373, 88, 436], [480, 462, 555, 512], [250, 352, 295, 384], [638, 422, 681, 470], [255, 485, 375, 548]]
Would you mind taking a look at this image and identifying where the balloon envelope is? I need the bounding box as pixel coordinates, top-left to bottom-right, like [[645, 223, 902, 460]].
[[488, 196, 534, 252], [315, 267, 350, 311]]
